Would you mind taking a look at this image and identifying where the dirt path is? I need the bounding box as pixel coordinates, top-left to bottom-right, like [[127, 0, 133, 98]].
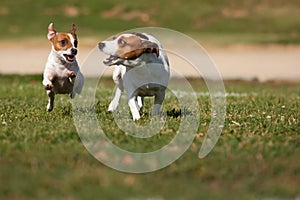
[[0, 39, 299, 81]]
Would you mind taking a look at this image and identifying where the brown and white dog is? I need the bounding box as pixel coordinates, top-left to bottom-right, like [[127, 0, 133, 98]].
[[98, 32, 170, 120], [42, 23, 84, 111]]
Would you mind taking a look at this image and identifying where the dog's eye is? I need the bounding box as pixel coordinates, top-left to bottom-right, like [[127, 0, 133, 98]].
[[60, 39, 68, 46], [118, 38, 126, 46], [74, 40, 78, 48]]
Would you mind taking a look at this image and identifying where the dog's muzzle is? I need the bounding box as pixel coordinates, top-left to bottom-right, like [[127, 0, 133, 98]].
[[71, 48, 77, 55], [98, 42, 105, 50], [64, 48, 77, 62], [98, 42, 120, 66]]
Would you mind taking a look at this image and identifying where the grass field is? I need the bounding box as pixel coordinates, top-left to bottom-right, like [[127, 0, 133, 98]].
[[1, 0, 300, 44], [0, 74, 299, 199], [0, 0, 299, 199]]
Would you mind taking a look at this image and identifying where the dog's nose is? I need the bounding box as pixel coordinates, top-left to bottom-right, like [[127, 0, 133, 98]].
[[98, 42, 105, 50], [71, 48, 77, 55]]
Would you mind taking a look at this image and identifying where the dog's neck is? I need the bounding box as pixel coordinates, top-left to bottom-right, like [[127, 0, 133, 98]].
[[121, 53, 162, 68], [49, 47, 76, 67]]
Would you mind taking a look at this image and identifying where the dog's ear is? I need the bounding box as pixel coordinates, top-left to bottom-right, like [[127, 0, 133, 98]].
[[142, 40, 159, 57], [121, 49, 144, 60], [71, 24, 77, 34], [47, 23, 57, 40], [120, 41, 160, 60]]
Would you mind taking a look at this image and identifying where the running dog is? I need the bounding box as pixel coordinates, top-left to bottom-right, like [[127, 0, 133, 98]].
[[42, 23, 84, 111], [98, 32, 170, 120]]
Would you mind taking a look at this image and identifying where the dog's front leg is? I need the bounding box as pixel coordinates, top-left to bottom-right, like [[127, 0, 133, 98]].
[[69, 71, 77, 99], [128, 97, 141, 121], [108, 68, 124, 112], [46, 90, 55, 112], [108, 86, 123, 112], [68, 71, 76, 84], [42, 76, 54, 90]]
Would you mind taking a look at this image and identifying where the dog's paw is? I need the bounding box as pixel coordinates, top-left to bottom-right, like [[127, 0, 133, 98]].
[[44, 84, 54, 90], [69, 92, 76, 99], [108, 102, 118, 113], [133, 116, 141, 121], [68, 71, 76, 78], [47, 103, 53, 112]]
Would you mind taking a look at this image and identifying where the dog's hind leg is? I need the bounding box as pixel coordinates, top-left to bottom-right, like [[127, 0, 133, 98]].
[[152, 90, 165, 116], [70, 92, 76, 99], [128, 97, 141, 121], [136, 96, 144, 111], [70, 72, 84, 99], [46, 90, 55, 112], [74, 71, 84, 95]]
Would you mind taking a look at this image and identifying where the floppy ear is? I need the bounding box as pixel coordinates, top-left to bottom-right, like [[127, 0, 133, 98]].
[[120, 40, 160, 60], [47, 23, 56, 40], [121, 49, 145, 60], [142, 40, 159, 57], [71, 23, 77, 34]]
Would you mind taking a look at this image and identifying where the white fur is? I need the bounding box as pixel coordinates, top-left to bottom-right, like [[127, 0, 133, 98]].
[[42, 23, 84, 111], [99, 33, 170, 120]]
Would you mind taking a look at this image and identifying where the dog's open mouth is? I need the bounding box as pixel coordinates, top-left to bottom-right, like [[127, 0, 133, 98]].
[[103, 55, 119, 66], [64, 54, 75, 62]]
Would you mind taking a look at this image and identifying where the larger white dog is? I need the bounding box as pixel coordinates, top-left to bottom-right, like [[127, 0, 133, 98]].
[[98, 32, 170, 120]]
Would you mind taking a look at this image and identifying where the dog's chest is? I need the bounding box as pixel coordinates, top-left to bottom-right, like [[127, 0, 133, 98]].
[[50, 62, 79, 94], [52, 76, 73, 94]]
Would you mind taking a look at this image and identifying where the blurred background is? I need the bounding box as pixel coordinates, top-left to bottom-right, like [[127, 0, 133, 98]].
[[1, 0, 300, 42], [0, 0, 300, 80], [0, 1, 299, 199]]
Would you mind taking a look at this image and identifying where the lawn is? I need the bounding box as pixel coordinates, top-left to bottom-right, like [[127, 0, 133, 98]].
[[0, 75, 299, 199]]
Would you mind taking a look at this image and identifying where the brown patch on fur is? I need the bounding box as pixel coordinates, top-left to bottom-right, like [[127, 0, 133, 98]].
[[51, 33, 73, 51], [116, 35, 159, 60], [49, 24, 77, 51]]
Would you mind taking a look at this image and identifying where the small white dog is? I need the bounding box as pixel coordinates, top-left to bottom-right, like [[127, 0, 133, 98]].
[[42, 23, 84, 111], [98, 32, 170, 120]]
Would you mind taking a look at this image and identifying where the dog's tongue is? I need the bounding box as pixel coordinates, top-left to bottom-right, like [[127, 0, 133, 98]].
[[103, 55, 118, 66], [66, 55, 75, 62]]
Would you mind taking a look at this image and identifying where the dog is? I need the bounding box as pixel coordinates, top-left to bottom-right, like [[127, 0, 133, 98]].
[[42, 23, 84, 111], [98, 32, 170, 120]]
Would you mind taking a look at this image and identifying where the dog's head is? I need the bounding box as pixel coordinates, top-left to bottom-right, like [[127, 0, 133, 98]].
[[98, 33, 160, 66], [47, 23, 78, 63]]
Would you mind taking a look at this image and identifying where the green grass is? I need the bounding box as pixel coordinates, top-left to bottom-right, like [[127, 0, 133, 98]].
[[0, 75, 299, 199], [1, 0, 300, 44]]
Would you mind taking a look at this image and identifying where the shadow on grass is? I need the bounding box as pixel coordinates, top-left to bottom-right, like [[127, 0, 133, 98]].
[[166, 108, 192, 118]]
